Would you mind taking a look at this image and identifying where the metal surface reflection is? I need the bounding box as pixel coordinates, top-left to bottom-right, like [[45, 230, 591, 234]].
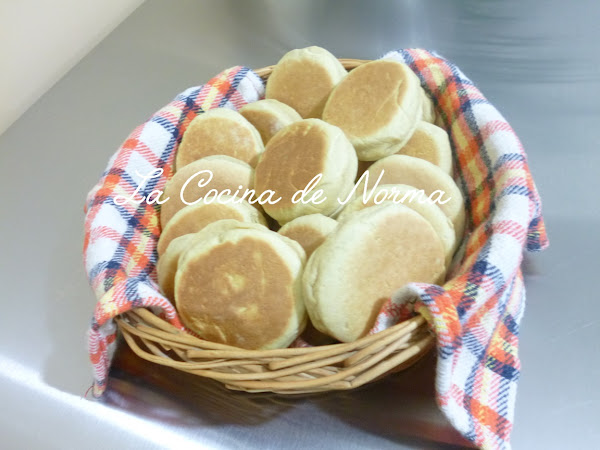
[[106, 344, 474, 448]]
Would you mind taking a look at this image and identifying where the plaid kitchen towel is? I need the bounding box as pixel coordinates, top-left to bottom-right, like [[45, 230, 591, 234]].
[[83, 49, 548, 450]]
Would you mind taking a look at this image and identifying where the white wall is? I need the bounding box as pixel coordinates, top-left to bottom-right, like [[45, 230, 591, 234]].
[[0, 0, 145, 136]]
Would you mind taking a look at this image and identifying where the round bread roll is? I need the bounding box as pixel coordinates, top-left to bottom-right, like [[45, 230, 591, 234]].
[[303, 203, 446, 342], [175, 227, 307, 349], [337, 184, 456, 267], [278, 214, 338, 258], [393, 121, 453, 175], [420, 88, 436, 123], [254, 119, 358, 224], [160, 155, 255, 227], [361, 155, 465, 239], [265, 46, 347, 119], [157, 220, 270, 301], [175, 108, 264, 170], [239, 99, 302, 144], [156, 196, 267, 256], [322, 59, 422, 161]]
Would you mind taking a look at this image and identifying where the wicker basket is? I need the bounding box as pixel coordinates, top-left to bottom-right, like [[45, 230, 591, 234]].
[[115, 58, 437, 394]]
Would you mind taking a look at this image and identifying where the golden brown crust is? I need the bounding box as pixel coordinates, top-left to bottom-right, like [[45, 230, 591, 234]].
[[175, 108, 264, 169], [160, 156, 254, 227], [254, 119, 357, 224], [278, 214, 338, 258], [175, 229, 306, 349], [255, 120, 327, 210], [322, 59, 422, 161], [393, 121, 453, 175], [240, 99, 302, 144], [158, 220, 270, 301], [265, 47, 347, 118], [324, 61, 409, 136], [157, 197, 266, 256], [177, 238, 292, 349]]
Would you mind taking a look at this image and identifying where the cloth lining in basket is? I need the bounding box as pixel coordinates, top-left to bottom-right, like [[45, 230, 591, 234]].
[[83, 49, 548, 450]]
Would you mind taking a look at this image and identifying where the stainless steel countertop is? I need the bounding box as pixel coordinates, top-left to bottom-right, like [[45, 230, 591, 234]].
[[1, 1, 598, 448]]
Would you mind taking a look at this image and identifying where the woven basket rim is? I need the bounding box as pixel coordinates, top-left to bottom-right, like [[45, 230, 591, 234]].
[[117, 56, 437, 394], [118, 309, 434, 393]]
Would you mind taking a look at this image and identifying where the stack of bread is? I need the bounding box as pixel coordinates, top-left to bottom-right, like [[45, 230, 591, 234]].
[[156, 46, 464, 350]]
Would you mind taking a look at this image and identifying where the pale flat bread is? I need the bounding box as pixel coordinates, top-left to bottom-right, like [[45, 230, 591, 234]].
[[278, 214, 338, 258], [393, 121, 453, 175], [175, 108, 264, 170], [303, 203, 446, 342], [175, 227, 307, 349], [157, 220, 269, 301], [240, 99, 302, 144], [360, 155, 465, 239], [265, 46, 347, 119], [254, 119, 358, 224], [337, 184, 456, 267], [156, 196, 266, 255], [322, 59, 422, 161], [160, 155, 255, 227]]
